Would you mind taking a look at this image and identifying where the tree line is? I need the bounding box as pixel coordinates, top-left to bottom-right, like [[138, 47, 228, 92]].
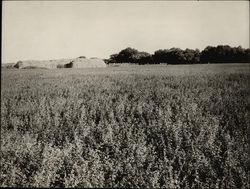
[[106, 45, 250, 64]]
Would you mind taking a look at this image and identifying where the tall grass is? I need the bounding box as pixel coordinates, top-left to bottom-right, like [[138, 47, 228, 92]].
[[1, 64, 249, 188]]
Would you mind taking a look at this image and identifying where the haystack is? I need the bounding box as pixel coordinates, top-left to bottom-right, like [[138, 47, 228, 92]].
[[14, 60, 66, 69], [14, 59, 73, 69], [13, 57, 106, 69], [64, 58, 107, 68], [2, 62, 15, 68]]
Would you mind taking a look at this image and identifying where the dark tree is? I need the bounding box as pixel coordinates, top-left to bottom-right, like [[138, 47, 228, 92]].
[[116, 47, 139, 63], [183, 48, 200, 64], [134, 52, 152, 64], [153, 49, 169, 63], [108, 54, 119, 63], [108, 48, 152, 64], [200, 45, 250, 63], [107, 45, 249, 64]]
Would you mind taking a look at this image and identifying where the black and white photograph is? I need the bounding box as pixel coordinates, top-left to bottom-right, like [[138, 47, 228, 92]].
[[1, 0, 249, 188]]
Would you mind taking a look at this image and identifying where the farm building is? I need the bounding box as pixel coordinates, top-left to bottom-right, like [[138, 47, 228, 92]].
[[13, 57, 106, 69]]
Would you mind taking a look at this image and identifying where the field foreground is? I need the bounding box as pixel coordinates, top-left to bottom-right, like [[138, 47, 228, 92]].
[[1, 64, 250, 188]]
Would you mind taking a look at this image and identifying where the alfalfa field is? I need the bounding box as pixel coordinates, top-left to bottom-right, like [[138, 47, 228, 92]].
[[1, 63, 249, 188]]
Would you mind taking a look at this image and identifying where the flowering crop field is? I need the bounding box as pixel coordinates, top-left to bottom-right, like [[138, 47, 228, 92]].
[[1, 63, 249, 188]]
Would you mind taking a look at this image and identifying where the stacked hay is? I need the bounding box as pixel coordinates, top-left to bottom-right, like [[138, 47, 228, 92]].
[[2, 62, 15, 68], [13, 57, 106, 69], [14, 59, 73, 69], [64, 58, 107, 68]]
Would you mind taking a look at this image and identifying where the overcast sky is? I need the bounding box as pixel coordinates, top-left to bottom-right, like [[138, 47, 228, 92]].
[[2, 1, 249, 63]]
